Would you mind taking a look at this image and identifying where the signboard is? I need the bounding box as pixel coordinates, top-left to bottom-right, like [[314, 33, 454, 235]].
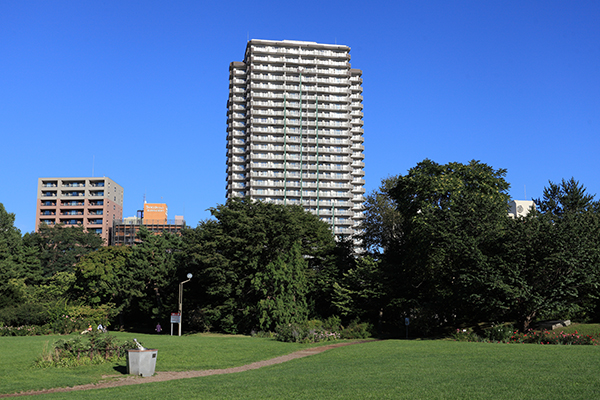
[[405, 317, 410, 326], [171, 312, 181, 324]]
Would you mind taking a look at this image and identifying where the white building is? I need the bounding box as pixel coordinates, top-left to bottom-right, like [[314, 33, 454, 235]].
[[508, 200, 536, 218], [226, 39, 365, 236]]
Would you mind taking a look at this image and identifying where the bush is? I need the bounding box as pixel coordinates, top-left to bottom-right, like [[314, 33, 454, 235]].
[[340, 319, 373, 339], [483, 324, 514, 342], [0, 325, 52, 336], [274, 317, 373, 343], [451, 329, 480, 342], [0, 303, 49, 326], [450, 326, 599, 345], [33, 331, 138, 368], [0, 302, 114, 336], [275, 320, 340, 343]]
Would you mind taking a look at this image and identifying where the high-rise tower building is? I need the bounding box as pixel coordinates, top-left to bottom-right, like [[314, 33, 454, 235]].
[[226, 39, 365, 236]]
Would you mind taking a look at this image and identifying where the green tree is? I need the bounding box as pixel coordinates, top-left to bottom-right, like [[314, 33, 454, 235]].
[[493, 179, 600, 329], [360, 176, 403, 256], [0, 203, 24, 307], [332, 256, 385, 325], [73, 245, 134, 313], [127, 227, 182, 325], [180, 198, 335, 333], [27, 224, 103, 278], [252, 243, 309, 331], [0, 203, 41, 307], [386, 159, 511, 332]]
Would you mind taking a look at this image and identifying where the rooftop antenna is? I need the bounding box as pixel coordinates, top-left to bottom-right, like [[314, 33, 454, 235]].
[[247, 32, 249, 42], [143, 192, 146, 204]]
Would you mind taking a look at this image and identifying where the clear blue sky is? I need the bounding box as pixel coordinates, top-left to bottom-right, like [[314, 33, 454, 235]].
[[1, 1, 599, 234]]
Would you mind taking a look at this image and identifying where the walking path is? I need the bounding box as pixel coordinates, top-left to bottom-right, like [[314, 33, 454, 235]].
[[1, 340, 374, 398]]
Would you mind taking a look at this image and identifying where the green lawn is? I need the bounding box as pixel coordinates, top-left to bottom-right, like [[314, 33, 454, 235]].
[[0, 332, 327, 395], [3, 335, 600, 399]]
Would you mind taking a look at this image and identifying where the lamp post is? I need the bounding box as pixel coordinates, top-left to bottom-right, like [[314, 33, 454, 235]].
[[178, 273, 192, 336]]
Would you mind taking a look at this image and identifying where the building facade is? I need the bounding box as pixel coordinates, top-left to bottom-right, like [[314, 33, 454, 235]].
[[226, 39, 365, 236], [111, 217, 186, 246], [112, 202, 184, 246], [35, 177, 123, 244]]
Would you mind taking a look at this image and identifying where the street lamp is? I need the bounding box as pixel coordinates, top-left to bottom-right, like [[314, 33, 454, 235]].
[[178, 273, 192, 336]]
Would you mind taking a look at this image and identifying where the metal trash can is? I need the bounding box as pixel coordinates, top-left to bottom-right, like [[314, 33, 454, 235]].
[[127, 349, 158, 377]]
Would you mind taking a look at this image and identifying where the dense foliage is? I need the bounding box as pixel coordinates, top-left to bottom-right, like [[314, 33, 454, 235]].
[[2, 161, 600, 337]]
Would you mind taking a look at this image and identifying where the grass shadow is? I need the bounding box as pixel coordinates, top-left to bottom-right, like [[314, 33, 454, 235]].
[[113, 365, 128, 374]]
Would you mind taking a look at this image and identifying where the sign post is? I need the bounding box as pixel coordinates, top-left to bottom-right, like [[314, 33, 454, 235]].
[[170, 312, 181, 336], [405, 317, 410, 339]]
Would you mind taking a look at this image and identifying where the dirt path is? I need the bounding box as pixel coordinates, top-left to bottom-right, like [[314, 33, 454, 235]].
[[1, 340, 374, 398]]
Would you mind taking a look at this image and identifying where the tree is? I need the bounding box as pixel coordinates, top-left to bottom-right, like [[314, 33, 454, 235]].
[[360, 176, 403, 256], [73, 245, 134, 313], [126, 227, 183, 325], [180, 198, 335, 333], [493, 179, 600, 329], [332, 256, 385, 325], [27, 224, 103, 278], [0, 203, 28, 307], [385, 159, 511, 331], [252, 243, 309, 330]]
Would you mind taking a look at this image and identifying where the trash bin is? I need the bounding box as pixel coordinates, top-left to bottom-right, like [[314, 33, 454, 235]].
[[127, 349, 158, 377]]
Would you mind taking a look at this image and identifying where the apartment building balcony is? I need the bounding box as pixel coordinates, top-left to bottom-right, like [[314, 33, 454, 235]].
[[61, 219, 83, 225], [42, 191, 57, 197], [88, 210, 104, 215], [89, 191, 104, 197], [351, 169, 365, 176], [89, 200, 104, 206], [61, 191, 84, 197], [351, 133, 365, 142], [41, 200, 56, 206], [42, 183, 57, 187], [40, 219, 56, 225], [63, 182, 85, 187], [61, 200, 84, 206], [88, 219, 103, 225], [62, 210, 83, 215]]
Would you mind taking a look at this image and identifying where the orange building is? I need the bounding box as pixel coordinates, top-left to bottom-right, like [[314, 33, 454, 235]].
[[143, 203, 167, 224]]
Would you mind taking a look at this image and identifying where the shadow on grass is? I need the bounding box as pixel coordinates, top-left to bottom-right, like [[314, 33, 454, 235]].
[[113, 365, 128, 374]]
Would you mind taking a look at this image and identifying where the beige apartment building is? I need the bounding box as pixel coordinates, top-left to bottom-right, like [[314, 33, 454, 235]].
[[35, 177, 123, 244], [226, 39, 365, 237]]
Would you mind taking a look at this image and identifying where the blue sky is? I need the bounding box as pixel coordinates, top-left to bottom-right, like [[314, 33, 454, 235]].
[[1, 1, 599, 234]]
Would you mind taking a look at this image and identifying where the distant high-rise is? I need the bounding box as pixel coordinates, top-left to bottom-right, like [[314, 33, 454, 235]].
[[35, 177, 123, 244], [226, 39, 365, 236]]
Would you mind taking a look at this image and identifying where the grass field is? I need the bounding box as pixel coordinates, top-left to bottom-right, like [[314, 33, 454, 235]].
[[0, 332, 328, 396], [2, 334, 600, 399]]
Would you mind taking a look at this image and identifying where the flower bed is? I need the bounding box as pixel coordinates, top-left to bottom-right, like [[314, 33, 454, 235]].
[[452, 328, 598, 345]]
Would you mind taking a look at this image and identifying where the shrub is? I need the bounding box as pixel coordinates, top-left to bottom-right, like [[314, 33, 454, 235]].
[[483, 324, 514, 342], [0, 303, 49, 326], [451, 329, 480, 342], [275, 321, 341, 343], [33, 331, 138, 368], [450, 326, 599, 346], [340, 319, 373, 339]]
